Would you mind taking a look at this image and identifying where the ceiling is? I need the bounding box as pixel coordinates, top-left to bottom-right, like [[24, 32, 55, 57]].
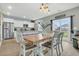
[[0, 3, 79, 20]]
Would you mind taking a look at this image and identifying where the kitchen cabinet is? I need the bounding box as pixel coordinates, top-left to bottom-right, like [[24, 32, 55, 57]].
[[3, 22, 14, 39]]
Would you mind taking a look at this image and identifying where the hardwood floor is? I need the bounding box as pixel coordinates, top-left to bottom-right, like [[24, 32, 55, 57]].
[[0, 39, 20, 56], [0, 39, 79, 56]]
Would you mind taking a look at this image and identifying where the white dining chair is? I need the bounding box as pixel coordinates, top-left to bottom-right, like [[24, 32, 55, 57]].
[[33, 33, 51, 56], [14, 28, 36, 56], [42, 31, 64, 56]]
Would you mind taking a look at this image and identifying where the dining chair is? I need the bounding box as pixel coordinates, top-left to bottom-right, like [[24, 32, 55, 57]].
[[14, 29, 36, 56], [54, 32, 64, 55], [34, 42, 44, 56], [33, 33, 46, 56], [58, 32, 64, 52], [42, 32, 64, 56]]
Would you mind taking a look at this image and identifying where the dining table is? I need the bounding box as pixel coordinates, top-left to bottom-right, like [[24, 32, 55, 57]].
[[23, 32, 54, 56], [23, 32, 53, 43]]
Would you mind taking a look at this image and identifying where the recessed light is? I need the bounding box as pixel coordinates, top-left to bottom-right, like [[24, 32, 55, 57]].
[[6, 12, 10, 15], [8, 5, 12, 10], [57, 10, 61, 12], [23, 16, 26, 18], [32, 19, 36, 20]]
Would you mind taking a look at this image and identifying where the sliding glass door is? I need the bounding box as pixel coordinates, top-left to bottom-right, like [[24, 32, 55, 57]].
[[52, 17, 71, 41]]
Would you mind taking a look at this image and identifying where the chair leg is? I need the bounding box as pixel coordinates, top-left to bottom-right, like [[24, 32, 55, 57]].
[[61, 43, 63, 52], [51, 45, 53, 56], [36, 43, 44, 56], [19, 45, 23, 56], [33, 48, 36, 56], [21, 45, 26, 56], [55, 46, 59, 56], [19, 47, 22, 56], [58, 44, 61, 56], [23, 48, 26, 56], [38, 46, 44, 56]]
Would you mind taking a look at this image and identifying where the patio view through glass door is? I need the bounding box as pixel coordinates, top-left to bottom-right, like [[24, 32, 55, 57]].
[[53, 17, 71, 42]]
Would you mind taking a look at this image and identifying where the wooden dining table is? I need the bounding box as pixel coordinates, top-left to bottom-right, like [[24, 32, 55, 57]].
[[23, 32, 54, 56], [23, 33, 53, 44]]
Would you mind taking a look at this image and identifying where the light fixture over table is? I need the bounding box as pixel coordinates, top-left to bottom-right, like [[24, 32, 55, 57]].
[[40, 3, 49, 13]]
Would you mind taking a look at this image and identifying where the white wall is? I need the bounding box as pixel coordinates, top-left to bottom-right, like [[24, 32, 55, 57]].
[[14, 20, 34, 27], [3, 18, 34, 28], [38, 7, 79, 32], [3, 18, 14, 23]]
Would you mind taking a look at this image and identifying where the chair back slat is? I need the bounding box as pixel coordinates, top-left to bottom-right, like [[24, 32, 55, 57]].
[[57, 32, 64, 43], [51, 31, 64, 45], [14, 30, 24, 43]]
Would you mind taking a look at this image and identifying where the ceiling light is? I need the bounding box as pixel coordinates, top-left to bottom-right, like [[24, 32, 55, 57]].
[[40, 3, 49, 13], [8, 5, 12, 10]]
